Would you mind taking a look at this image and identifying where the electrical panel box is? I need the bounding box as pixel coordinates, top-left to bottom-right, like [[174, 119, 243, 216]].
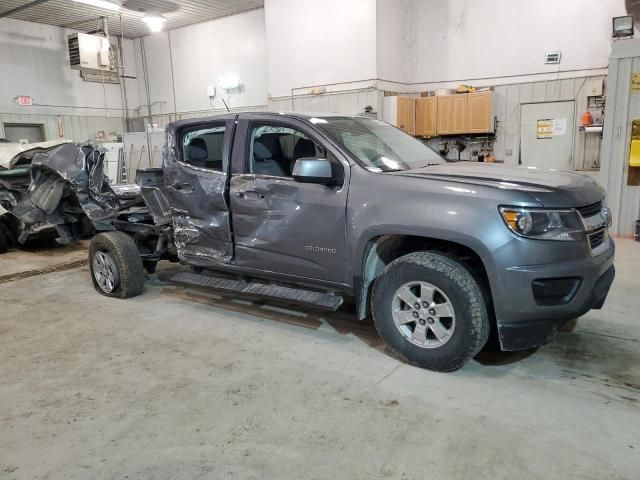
[[68, 32, 111, 71]]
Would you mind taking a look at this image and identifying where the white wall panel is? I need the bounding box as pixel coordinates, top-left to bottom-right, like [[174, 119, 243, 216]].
[[406, 0, 625, 86], [0, 113, 124, 142], [264, 0, 377, 99], [0, 17, 138, 117], [376, 0, 409, 84], [137, 9, 267, 118]]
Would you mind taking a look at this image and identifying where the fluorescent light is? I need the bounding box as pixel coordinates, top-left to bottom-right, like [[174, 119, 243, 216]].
[[143, 14, 167, 33], [74, 0, 121, 11]]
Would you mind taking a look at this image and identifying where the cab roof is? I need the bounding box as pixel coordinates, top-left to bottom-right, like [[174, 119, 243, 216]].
[[166, 111, 372, 133]]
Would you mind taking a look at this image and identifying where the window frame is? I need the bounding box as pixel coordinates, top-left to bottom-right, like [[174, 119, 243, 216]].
[[245, 121, 332, 179], [177, 121, 227, 173]]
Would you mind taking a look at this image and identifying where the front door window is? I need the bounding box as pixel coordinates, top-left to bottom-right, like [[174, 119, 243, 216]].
[[247, 125, 327, 177]]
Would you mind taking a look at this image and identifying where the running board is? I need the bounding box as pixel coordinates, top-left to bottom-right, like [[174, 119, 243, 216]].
[[169, 271, 344, 311]]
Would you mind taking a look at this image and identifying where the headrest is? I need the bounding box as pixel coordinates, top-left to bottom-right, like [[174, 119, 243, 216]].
[[187, 138, 208, 162], [294, 137, 316, 159], [253, 139, 272, 161]]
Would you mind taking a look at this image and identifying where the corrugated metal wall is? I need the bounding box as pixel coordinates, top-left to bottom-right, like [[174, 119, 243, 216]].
[[600, 45, 640, 237], [131, 104, 268, 132], [265, 78, 604, 170], [492, 76, 605, 169], [268, 89, 380, 115], [0, 113, 125, 142]]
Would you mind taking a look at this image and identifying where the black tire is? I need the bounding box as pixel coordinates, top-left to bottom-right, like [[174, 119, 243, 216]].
[[89, 231, 145, 299], [0, 222, 8, 254], [143, 260, 157, 274], [372, 251, 490, 372]]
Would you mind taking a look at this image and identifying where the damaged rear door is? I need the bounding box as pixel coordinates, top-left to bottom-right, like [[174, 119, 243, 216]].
[[165, 118, 235, 265]]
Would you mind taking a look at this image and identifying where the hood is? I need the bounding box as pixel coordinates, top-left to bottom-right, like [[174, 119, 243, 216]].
[[0, 140, 72, 170], [390, 162, 605, 208]]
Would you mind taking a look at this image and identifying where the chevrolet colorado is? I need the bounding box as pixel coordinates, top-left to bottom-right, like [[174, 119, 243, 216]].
[[88, 112, 615, 371]]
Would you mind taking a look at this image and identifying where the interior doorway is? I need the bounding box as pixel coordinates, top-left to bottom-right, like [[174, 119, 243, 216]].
[[520, 101, 575, 170], [3, 123, 45, 144]]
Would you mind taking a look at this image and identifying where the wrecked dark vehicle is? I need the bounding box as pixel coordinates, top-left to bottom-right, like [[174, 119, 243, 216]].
[[87, 113, 615, 372], [0, 141, 136, 253]]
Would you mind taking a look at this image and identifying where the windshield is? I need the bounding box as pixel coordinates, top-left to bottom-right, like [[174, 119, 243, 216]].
[[312, 117, 447, 172]]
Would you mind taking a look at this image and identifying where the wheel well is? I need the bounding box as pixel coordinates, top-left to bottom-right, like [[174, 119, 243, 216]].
[[356, 235, 494, 322]]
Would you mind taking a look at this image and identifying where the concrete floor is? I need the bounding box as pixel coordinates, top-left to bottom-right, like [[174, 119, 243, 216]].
[[0, 240, 639, 480]]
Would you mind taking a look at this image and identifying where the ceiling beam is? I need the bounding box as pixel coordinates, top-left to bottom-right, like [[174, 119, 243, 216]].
[[0, 0, 53, 18]]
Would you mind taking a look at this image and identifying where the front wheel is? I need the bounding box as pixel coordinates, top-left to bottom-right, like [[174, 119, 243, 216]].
[[89, 232, 145, 298], [372, 251, 489, 372]]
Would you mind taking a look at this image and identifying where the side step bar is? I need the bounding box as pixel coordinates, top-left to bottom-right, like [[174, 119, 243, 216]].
[[169, 271, 344, 311]]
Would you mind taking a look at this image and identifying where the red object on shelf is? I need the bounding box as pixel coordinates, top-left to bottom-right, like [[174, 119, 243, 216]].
[[581, 111, 593, 126]]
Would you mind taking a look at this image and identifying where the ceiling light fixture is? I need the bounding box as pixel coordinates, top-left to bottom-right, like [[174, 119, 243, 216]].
[[73, 0, 122, 12], [142, 14, 167, 33]]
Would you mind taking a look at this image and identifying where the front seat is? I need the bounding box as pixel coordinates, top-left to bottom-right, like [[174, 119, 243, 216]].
[[292, 137, 317, 172], [186, 138, 208, 168], [253, 139, 286, 176]]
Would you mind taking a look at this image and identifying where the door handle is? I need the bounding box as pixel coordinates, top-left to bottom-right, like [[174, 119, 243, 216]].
[[235, 190, 263, 200]]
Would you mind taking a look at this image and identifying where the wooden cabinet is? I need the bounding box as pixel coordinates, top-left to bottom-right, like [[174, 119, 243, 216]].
[[383, 91, 494, 137], [415, 97, 437, 137], [436, 95, 453, 135], [467, 91, 494, 133], [382, 96, 415, 135], [451, 94, 469, 134], [436, 91, 494, 135], [397, 96, 415, 135]]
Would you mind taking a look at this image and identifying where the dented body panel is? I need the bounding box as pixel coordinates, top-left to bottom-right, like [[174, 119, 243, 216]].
[[226, 114, 352, 283], [163, 117, 234, 265]]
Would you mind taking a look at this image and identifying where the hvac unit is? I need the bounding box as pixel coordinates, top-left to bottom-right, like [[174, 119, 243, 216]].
[[67, 32, 111, 71]]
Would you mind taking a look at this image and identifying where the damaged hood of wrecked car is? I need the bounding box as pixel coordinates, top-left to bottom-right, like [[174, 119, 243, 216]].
[[9, 143, 122, 244], [0, 140, 72, 170]]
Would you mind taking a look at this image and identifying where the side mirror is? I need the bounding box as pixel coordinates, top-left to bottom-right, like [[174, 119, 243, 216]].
[[292, 158, 338, 186]]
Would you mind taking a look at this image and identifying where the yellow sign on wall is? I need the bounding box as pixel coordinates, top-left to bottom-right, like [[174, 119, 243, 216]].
[[631, 73, 640, 93], [536, 119, 554, 139]]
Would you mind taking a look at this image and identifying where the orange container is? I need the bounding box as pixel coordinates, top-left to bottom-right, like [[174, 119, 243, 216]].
[[581, 111, 593, 126]]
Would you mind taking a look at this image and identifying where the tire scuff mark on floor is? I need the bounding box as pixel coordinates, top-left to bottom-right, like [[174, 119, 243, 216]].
[[0, 259, 87, 284]]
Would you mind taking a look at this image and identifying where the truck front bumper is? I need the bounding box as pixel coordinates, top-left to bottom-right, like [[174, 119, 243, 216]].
[[493, 239, 615, 351]]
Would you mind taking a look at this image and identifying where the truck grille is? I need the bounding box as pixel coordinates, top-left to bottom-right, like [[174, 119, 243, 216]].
[[577, 201, 602, 218], [589, 228, 606, 249]]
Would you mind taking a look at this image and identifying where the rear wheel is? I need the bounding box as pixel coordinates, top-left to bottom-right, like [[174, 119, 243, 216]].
[[372, 251, 489, 372], [89, 232, 144, 298]]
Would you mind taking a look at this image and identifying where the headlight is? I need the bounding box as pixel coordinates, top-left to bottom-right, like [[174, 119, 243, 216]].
[[499, 207, 584, 241]]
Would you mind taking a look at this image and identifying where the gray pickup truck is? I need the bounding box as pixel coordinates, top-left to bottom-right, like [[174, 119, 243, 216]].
[[88, 112, 615, 371]]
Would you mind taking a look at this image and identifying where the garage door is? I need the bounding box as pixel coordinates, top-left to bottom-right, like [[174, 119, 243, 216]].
[[520, 101, 575, 171]]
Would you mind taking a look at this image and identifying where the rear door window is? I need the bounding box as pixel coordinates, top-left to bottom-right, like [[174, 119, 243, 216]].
[[181, 125, 226, 171]]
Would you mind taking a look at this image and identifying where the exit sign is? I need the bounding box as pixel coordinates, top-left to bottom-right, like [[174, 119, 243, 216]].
[[14, 95, 33, 106]]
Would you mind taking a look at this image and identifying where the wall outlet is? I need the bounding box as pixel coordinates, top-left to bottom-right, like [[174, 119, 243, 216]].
[[505, 149, 513, 156]]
